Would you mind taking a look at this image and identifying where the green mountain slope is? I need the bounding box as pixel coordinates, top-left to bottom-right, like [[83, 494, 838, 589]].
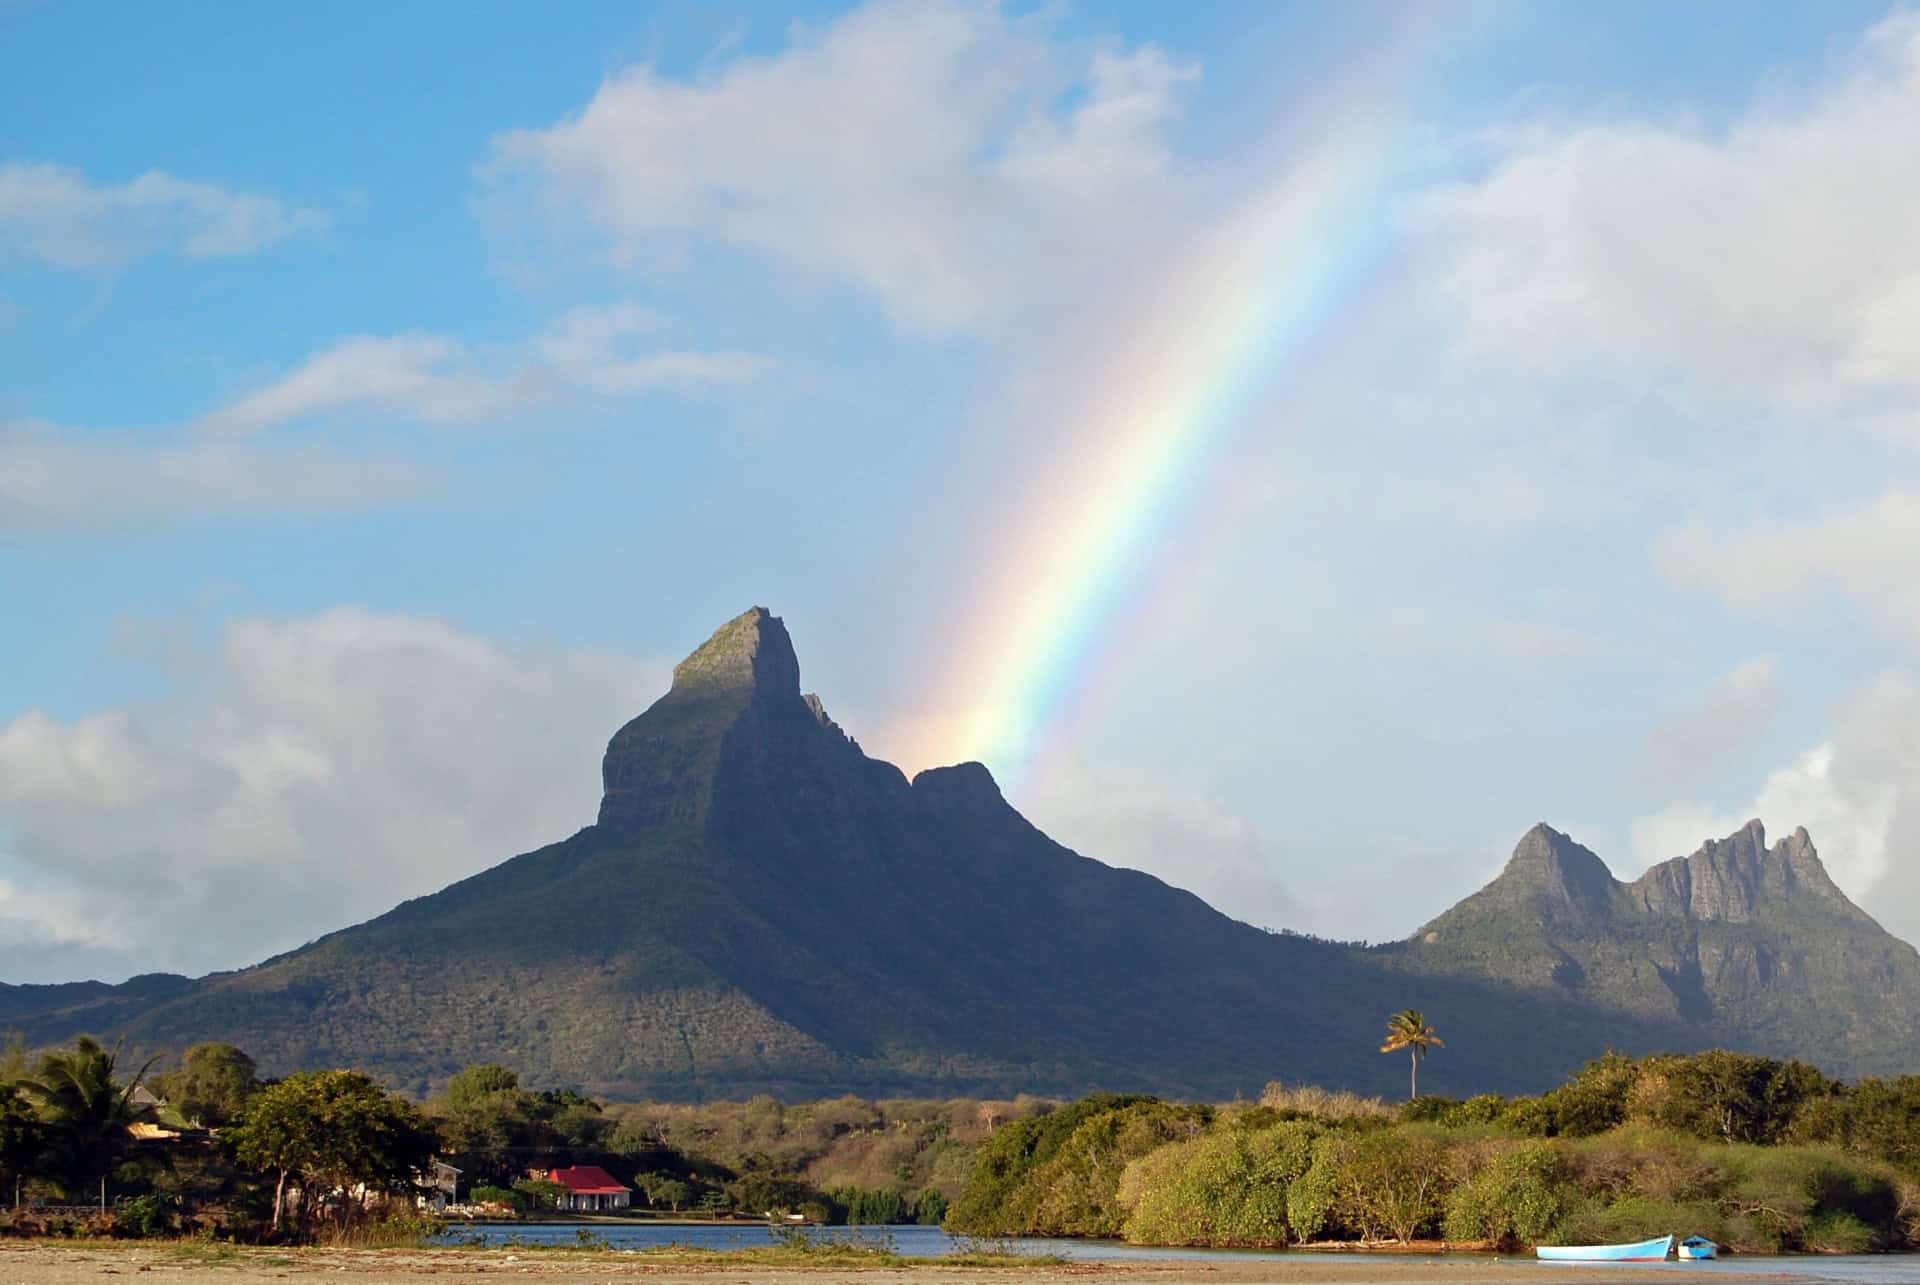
[[4, 608, 1916, 1096], [1396, 821, 1920, 1076]]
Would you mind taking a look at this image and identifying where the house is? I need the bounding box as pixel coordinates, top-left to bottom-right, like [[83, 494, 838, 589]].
[[545, 1166, 631, 1212], [420, 1159, 462, 1211], [128, 1121, 183, 1141]]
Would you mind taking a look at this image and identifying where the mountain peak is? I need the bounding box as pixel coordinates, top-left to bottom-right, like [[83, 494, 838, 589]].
[[1631, 820, 1858, 922], [670, 606, 800, 698], [912, 762, 1006, 812], [1499, 823, 1620, 921], [597, 607, 810, 832]]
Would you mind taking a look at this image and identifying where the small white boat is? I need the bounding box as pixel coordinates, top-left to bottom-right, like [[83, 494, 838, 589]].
[[1537, 1234, 1674, 1262], [1678, 1235, 1718, 1260]]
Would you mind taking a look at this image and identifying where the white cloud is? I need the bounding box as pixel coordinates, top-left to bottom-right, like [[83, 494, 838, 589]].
[[483, 0, 1196, 331], [1657, 489, 1920, 647], [1428, 13, 1920, 411], [1019, 759, 1305, 934], [1636, 658, 1781, 790], [0, 162, 325, 270], [195, 305, 761, 435], [1630, 675, 1918, 938], [0, 418, 427, 535], [0, 609, 670, 981]]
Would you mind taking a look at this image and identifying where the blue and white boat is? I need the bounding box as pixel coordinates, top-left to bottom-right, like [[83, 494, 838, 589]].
[[1537, 1234, 1674, 1262], [1677, 1236, 1718, 1260]]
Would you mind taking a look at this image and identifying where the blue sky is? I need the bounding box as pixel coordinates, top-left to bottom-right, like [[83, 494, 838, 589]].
[[5, 1, 1920, 982]]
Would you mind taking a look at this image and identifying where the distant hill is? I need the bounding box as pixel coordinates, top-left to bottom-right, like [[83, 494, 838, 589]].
[[3, 608, 1915, 1097], [1393, 820, 1920, 1077]]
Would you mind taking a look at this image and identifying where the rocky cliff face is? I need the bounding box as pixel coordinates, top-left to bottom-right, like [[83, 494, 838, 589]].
[[1479, 824, 1623, 925], [1407, 816, 1920, 1069], [1630, 819, 1864, 924]]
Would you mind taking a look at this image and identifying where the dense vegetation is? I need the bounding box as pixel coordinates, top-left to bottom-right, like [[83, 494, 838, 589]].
[[0, 1035, 1043, 1241], [946, 1051, 1920, 1253], [5, 1023, 1919, 1257]]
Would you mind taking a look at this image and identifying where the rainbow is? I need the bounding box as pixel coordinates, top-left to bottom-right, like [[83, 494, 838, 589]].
[[908, 37, 1462, 784]]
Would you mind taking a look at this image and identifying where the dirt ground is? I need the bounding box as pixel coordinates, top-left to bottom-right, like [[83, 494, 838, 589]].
[[0, 1244, 1810, 1285]]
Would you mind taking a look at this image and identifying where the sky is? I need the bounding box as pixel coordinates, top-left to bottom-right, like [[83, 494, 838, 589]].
[[5, 0, 1920, 983]]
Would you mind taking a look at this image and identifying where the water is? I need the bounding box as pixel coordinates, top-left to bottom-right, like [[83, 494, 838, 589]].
[[449, 1222, 1915, 1282]]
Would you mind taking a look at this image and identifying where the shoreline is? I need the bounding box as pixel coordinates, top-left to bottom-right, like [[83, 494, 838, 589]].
[[449, 1222, 1898, 1259], [0, 1242, 1826, 1284]]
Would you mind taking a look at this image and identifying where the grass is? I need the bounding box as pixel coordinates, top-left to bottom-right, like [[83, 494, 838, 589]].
[[162, 1240, 248, 1267], [1258, 1082, 1394, 1121]]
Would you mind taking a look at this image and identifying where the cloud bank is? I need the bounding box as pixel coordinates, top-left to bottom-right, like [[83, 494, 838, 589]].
[[0, 162, 325, 270], [195, 304, 762, 436], [485, 0, 1197, 331], [0, 419, 427, 535], [1428, 13, 1920, 415], [0, 610, 668, 981]]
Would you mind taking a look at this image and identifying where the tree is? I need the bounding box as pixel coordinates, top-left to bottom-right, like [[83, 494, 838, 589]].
[[642, 1174, 691, 1212], [513, 1177, 566, 1211], [19, 1035, 159, 1211], [1635, 1050, 1834, 1144], [443, 1064, 520, 1112], [228, 1070, 437, 1236], [1379, 1010, 1444, 1101], [0, 1081, 45, 1210], [156, 1043, 260, 1128]]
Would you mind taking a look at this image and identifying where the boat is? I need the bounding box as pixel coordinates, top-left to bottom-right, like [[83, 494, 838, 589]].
[[1537, 1234, 1674, 1262], [1678, 1236, 1719, 1260]]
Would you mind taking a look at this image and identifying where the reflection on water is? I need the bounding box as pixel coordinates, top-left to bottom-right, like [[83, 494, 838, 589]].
[[449, 1221, 1912, 1282]]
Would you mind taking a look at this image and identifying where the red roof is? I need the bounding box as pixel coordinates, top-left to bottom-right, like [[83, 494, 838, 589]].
[[548, 1165, 628, 1194]]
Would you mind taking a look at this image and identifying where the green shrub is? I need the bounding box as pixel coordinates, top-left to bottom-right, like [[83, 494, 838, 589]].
[[1553, 1194, 1729, 1249], [1286, 1133, 1353, 1242], [911, 1188, 948, 1225], [1399, 1096, 1459, 1123], [1534, 1052, 1639, 1137], [512, 1178, 565, 1210], [944, 1094, 1152, 1234], [470, 1184, 521, 1210], [830, 1185, 906, 1225], [1442, 1141, 1567, 1245], [730, 1172, 830, 1221], [1630, 1052, 1837, 1145], [112, 1194, 172, 1239], [945, 1096, 1204, 1237], [1804, 1211, 1874, 1253], [1714, 1144, 1902, 1250], [1121, 1122, 1315, 1247]]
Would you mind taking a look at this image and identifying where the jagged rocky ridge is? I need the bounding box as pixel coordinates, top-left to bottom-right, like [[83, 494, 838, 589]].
[[1401, 820, 1920, 1069], [2, 608, 1917, 1097]]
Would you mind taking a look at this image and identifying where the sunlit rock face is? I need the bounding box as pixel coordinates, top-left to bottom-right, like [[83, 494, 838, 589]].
[[1408, 816, 1920, 1066]]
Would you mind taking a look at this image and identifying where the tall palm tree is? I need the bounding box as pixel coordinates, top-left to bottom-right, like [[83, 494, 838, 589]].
[[19, 1036, 158, 1212], [1380, 1009, 1444, 1100]]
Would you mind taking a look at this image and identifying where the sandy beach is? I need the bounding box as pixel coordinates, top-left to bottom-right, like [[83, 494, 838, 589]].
[[0, 1245, 1812, 1285]]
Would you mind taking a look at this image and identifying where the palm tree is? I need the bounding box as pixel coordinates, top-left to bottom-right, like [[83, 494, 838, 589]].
[[1379, 1009, 1444, 1100], [19, 1036, 158, 1213]]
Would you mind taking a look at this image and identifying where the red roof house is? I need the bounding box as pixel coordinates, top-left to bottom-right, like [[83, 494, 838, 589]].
[[547, 1165, 631, 1212]]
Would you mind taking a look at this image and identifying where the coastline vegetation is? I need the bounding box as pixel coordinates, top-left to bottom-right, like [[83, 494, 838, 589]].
[[0, 1034, 1043, 1245], [944, 1050, 1920, 1254], [2, 1029, 1916, 1258]]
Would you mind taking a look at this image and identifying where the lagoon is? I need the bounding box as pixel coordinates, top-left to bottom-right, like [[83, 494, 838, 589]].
[[449, 1223, 1911, 1282]]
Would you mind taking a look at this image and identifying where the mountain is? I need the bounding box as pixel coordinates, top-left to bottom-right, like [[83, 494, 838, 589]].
[[1397, 821, 1920, 1076], [3, 608, 1916, 1097]]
